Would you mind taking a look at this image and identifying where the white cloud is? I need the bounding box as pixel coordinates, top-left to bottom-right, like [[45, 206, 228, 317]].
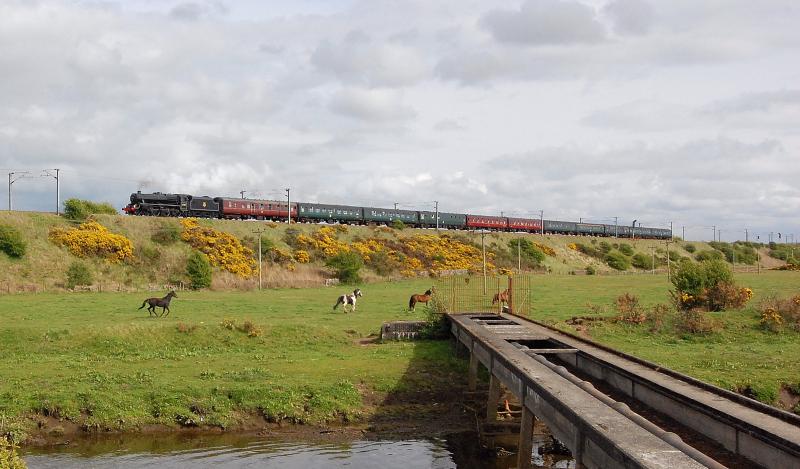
[[602, 0, 654, 36], [329, 87, 416, 121]]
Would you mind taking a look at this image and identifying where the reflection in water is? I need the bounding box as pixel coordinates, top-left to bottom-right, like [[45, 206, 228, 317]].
[[22, 431, 574, 468]]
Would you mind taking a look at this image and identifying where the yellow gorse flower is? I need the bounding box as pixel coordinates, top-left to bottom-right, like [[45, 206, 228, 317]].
[[180, 219, 256, 277], [49, 221, 134, 263]]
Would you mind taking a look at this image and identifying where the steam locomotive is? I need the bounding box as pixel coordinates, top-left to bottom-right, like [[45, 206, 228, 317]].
[[123, 191, 672, 239]]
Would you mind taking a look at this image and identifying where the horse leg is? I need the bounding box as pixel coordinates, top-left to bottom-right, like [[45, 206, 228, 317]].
[[162, 306, 169, 317]]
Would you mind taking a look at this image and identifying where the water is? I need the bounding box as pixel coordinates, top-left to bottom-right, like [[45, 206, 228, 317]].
[[22, 432, 506, 469]]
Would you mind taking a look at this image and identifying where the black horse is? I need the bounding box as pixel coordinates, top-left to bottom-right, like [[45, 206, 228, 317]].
[[138, 291, 177, 317]]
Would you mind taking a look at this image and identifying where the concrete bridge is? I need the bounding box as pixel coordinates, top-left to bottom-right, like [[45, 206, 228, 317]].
[[448, 312, 800, 469]]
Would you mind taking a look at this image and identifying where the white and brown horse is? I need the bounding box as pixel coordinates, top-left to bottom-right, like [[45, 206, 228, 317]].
[[409, 287, 435, 311], [333, 288, 363, 313]]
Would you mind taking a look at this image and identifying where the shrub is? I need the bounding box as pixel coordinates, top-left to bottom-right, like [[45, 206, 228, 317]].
[[704, 259, 734, 287], [615, 293, 645, 324], [325, 251, 363, 284], [598, 241, 612, 253], [0, 436, 27, 469], [706, 283, 752, 312], [63, 198, 117, 220], [49, 221, 134, 263], [618, 243, 634, 256], [66, 261, 93, 289], [631, 253, 654, 270], [671, 260, 746, 311], [671, 260, 706, 297], [186, 252, 212, 289], [283, 228, 301, 248], [675, 310, 722, 334], [585, 265, 596, 275], [151, 223, 181, 245], [509, 238, 545, 265], [0, 225, 26, 258], [391, 219, 406, 230], [757, 295, 800, 332], [604, 251, 630, 271], [180, 219, 255, 277], [684, 244, 696, 253], [259, 237, 276, 256], [695, 250, 723, 262], [646, 304, 673, 333]]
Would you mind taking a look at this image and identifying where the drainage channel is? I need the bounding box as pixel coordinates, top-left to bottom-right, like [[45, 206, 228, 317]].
[[511, 340, 764, 469]]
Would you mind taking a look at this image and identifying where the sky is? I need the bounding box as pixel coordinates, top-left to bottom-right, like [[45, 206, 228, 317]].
[[1, 0, 799, 241]]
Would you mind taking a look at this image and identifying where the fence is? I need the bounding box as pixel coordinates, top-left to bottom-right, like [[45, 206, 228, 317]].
[[434, 274, 534, 316]]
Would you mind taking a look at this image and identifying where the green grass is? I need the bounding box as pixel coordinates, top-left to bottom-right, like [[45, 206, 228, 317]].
[[0, 278, 461, 439]]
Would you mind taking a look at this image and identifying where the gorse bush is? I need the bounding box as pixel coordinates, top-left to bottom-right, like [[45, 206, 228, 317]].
[[618, 243, 634, 256], [63, 198, 117, 220], [325, 251, 363, 284], [508, 238, 545, 265], [0, 225, 26, 258], [186, 251, 212, 289], [180, 219, 255, 277], [684, 244, 696, 253], [49, 221, 134, 263], [151, 223, 181, 245], [695, 250, 724, 262], [66, 261, 93, 289], [391, 219, 406, 230], [604, 251, 630, 271], [631, 252, 654, 270], [671, 259, 750, 311]]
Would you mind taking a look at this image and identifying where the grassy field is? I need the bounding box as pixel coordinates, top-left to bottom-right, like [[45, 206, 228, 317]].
[[1, 272, 798, 443]]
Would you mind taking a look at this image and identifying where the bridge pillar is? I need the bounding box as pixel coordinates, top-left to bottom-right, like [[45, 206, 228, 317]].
[[486, 374, 502, 421], [468, 349, 478, 391], [517, 405, 535, 469]]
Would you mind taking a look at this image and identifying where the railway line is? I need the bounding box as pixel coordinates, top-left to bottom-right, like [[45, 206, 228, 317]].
[[447, 312, 800, 468]]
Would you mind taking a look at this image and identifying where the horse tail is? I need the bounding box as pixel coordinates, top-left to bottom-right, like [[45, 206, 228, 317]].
[[138, 301, 147, 310], [409, 296, 416, 310]]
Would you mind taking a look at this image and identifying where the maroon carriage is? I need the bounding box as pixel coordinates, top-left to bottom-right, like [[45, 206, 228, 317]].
[[466, 214, 508, 230], [217, 197, 298, 220], [507, 217, 542, 233]]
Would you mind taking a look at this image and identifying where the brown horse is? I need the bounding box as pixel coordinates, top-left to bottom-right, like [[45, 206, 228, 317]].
[[138, 290, 177, 317], [492, 289, 510, 307], [409, 287, 435, 311]]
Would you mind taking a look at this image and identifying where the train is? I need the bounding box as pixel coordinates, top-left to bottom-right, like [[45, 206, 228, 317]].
[[123, 191, 672, 239]]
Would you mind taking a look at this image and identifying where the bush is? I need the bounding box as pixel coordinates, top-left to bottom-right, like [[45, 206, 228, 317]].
[[631, 252, 653, 270], [0, 225, 26, 258], [674, 310, 722, 334], [706, 283, 752, 312], [671, 260, 706, 297], [585, 265, 596, 275], [671, 260, 745, 311], [325, 251, 363, 284], [391, 219, 406, 230], [509, 238, 545, 265], [151, 223, 181, 245], [684, 244, 696, 253], [604, 251, 630, 271], [0, 436, 27, 469], [66, 261, 93, 289], [618, 243, 634, 256], [186, 252, 212, 289], [283, 228, 301, 248], [598, 241, 612, 253], [695, 250, 723, 262], [615, 293, 645, 324], [757, 295, 800, 332], [63, 198, 117, 220]]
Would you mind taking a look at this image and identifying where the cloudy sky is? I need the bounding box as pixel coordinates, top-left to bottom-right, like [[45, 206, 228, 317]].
[[1, 0, 799, 241]]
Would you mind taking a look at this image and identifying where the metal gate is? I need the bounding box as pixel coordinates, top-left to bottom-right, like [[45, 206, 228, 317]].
[[433, 275, 533, 316]]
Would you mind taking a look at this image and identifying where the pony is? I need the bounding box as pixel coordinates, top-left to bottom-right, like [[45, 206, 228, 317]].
[[409, 287, 435, 311], [333, 288, 363, 313], [138, 290, 177, 317], [492, 289, 510, 307]]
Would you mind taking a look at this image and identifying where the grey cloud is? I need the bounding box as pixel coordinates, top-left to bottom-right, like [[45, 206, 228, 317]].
[[602, 0, 654, 36], [311, 33, 429, 87], [701, 89, 800, 114], [169, 2, 228, 21], [329, 87, 416, 122], [433, 119, 467, 131], [480, 0, 606, 46]]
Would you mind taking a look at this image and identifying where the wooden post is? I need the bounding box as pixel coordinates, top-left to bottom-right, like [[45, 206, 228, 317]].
[[486, 374, 502, 421], [517, 405, 535, 469], [468, 348, 478, 391], [508, 276, 514, 315]]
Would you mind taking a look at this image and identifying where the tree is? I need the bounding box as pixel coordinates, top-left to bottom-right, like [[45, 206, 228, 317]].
[[186, 252, 212, 289]]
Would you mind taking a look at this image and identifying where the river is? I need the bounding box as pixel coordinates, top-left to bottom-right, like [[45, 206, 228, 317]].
[[22, 431, 575, 468]]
